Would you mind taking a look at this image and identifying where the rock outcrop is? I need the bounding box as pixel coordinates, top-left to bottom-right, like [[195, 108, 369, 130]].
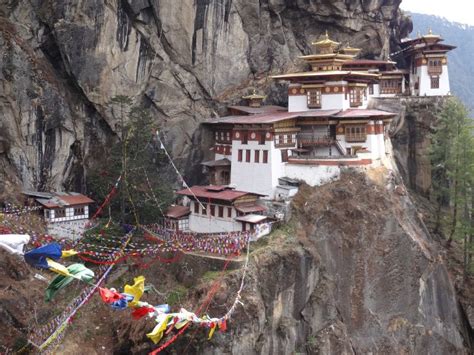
[[180, 172, 472, 354], [371, 97, 447, 197], [0, 0, 411, 191]]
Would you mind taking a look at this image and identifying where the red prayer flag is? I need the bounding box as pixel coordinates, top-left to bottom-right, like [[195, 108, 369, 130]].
[[99, 288, 124, 304], [131, 306, 155, 320], [219, 319, 227, 332]]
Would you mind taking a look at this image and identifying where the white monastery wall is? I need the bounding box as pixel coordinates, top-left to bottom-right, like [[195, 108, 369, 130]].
[[419, 65, 450, 96], [189, 201, 242, 233], [189, 214, 241, 233], [284, 164, 341, 187], [321, 93, 348, 110], [47, 220, 89, 240], [288, 95, 307, 112], [230, 139, 277, 197]]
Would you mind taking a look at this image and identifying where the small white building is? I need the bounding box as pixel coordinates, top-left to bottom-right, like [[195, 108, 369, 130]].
[[397, 29, 456, 96], [163, 205, 191, 231], [175, 185, 269, 233], [22, 191, 94, 240]]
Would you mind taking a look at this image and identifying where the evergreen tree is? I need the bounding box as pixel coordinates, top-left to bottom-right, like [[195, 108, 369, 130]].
[[431, 97, 474, 279], [87, 97, 173, 224]]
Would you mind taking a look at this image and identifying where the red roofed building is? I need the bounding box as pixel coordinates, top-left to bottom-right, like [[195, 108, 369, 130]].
[[175, 185, 268, 233], [163, 205, 191, 231], [394, 29, 455, 96], [23, 191, 94, 223]]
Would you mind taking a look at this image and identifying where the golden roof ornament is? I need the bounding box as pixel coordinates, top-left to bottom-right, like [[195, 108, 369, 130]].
[[242, 89, 266, 107], [342, 43, 361, 57], [242, 89, 266, 100], [312, 30, 341, 47], [423, 27, 441, 39]]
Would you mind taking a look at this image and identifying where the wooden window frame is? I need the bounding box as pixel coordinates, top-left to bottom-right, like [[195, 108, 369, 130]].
[[345, 125, 367, 143], [307, 89, 322, 108], [263, 150, 268, 164], [246, 149, 251, 163], [241, 132, 248, 145], [431, 76, 440, 89], [369, 84, 374, 95], [218, 206, 224, 218], [74, 207, 84, 216], [255, 150, 260, 163], [201, 204, 207, 215], [210, 204, 215, 216], [227, 207, 232, 218], [238, 149, 243, 162], [349, 88, 362, 107], [194, 202, 199, 214]]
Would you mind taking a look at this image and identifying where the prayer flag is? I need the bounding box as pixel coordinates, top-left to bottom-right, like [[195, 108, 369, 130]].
[[124, 276, 145, 307]]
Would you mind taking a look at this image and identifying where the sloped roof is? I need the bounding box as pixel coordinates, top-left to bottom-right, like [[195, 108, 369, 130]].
[[165, 205, 191, 219], [272, 70, 380, 80], [333, 109, 396, 118], [228, 105, 286, 115], [205, 108, 395, 126], [201, 158, 231, 167], [176, 186, 264, 201], [235, 214, 268, 224], [34, 192, 94, 208], [234, 203, 268, 214]]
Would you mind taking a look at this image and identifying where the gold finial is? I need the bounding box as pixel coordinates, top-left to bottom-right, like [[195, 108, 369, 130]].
[[428, 27, 433, 35], [252, 89, 257, 95], [325, 30, 329, 40]]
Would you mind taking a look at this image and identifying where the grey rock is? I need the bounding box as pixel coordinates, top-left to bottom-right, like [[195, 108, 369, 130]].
[[0, 0, 410, 191]]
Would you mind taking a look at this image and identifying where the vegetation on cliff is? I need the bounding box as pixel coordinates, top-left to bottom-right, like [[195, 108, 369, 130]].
[[87, 97, 173, 224], [431, 97, 474, 279]]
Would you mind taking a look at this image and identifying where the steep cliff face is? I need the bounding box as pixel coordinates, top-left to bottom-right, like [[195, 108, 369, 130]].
[[104, 172, 471, 354], [188, 172, 472, 354], [0, 0, 410, 191], [371, 97, 447, 197]]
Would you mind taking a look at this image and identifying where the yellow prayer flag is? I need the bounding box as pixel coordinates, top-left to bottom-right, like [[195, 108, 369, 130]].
[[208, 324, 217, 340], [61, 249, 79, 258], [146, 315, 171, 344], [174, 320, 189, 330], [124, 275, 145, 307], [46, 258, 71, 277]]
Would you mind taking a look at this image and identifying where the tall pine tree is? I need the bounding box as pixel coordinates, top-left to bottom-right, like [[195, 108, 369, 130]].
[[431, 97, 474, 279], [87, 97, 173, 224]]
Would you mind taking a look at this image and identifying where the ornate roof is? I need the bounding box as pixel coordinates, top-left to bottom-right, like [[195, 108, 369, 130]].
[[312, 31, 340, 47], [242, 89, 266, 100]]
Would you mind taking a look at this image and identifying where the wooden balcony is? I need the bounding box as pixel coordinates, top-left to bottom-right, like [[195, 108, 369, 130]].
[[380, 88, 401, 95], [297, 133, 334, 146], [428, 66, 443, 75]]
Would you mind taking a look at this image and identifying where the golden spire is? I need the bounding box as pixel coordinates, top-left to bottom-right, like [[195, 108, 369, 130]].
[[311, 30, 340, 54], [242, 89, 266, 107], [423, 27, 441, 39]]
